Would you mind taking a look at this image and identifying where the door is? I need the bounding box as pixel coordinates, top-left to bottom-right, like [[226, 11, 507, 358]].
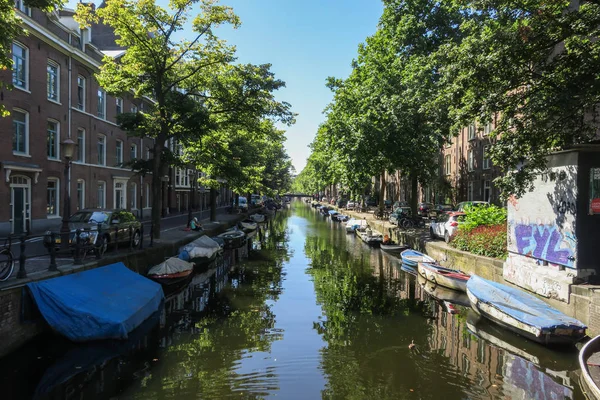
[[13, 187, 25, 234]]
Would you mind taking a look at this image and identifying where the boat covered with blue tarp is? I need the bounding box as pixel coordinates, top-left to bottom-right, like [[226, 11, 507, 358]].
[[26, 262, 164, 342], [467, 274, 586, 345]]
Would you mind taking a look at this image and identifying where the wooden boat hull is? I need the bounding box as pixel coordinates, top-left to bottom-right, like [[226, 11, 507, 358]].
[[580, 335, 600, 400], [417, 262, 469, 292], [149, 269, 193, 286], [467, 275, 586, 346]]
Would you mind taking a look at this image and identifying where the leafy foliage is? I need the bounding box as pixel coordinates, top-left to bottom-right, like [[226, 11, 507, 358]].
[[450, 224, 507, 259], [459, 204, 507, 232]]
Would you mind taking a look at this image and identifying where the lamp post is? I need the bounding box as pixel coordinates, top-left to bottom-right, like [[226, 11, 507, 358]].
[[60, 138, 76, 252]]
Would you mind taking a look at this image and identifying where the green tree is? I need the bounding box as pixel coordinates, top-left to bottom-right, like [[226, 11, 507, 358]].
[[1, 0, 64, 116], [76, 0, 292, 237], [440, 0, 600, 197]]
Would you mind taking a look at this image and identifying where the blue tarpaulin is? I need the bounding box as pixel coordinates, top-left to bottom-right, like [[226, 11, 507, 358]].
[[26, 262, 164, 342]]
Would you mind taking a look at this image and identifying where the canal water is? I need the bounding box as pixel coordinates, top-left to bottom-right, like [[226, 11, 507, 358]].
[[0, 201, 586, 399]]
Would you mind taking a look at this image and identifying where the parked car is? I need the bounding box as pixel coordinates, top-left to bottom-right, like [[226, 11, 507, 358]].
[[430, 212, 466, 243], [337, 199, 347, 208], [456, 201, 490, 212], [417, 202, 435, 218], [384, 200, 393, 209], [238, 196, 248, 210], [44, 209, 142, 255], [366, 198, 377, 207], [393, 201, 409, 211], [389, 207, 412, 225], [346, 201, 356, 210], [434, 204, 454, 213]]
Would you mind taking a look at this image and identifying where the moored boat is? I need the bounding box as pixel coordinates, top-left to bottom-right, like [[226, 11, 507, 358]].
[[217, 229, 247, 249], [467, 275, 587, 345], [380, 242, 409, 257], [400, 262, 417, 276], [147, 257, 194, 285], [250, 213, 266, 223], [417, 261, 470, 292], [239, 219, 258, 233], [580, 335, 600, 400], [345, 218, 368, 233], [356, 227, 383, 247], [178, 235, 222, 266], [400, 249, 435, 267]]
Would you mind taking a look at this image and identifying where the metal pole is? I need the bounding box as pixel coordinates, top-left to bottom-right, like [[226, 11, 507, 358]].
[[95, 223, 103, 260], [48, 233, 58, 271], [74, 229, 83, 265], [139, 223, 144, 250], [149, 222, 154, 247], [60, 160, 71, 252], [16, 235, 27, 279]]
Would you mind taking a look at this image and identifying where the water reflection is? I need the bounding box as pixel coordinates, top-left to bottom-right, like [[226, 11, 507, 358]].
[[0, 202, 585, 399]]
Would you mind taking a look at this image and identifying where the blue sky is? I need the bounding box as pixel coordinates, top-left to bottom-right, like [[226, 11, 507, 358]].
[[68, 0, 383, 173]]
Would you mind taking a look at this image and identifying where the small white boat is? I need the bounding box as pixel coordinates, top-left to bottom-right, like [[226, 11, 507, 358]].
[[250, 214, 265, 223], [400, 249, 435, 267], [345, 219, 367, 233], [147, 257, 194, 285], [580, 335, 600, 399], [356, 228, 383, 247], [178, 235, 222, 265], [417, 261, 470, 292], [239, 219, 258, 232]]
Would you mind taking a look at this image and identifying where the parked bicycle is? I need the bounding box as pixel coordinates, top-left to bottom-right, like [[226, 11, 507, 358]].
[[0, 237, 15, 282]]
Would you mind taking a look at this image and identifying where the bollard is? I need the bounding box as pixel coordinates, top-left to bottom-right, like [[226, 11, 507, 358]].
[[149, 222, 154, 247], [74, 229, 83, 265], [48, 232, 58, 271], [16, 235, 27, 279], [139, 223, 144, 250]]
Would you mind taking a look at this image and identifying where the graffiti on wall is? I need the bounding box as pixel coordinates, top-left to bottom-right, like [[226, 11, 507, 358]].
[[513, 222, 576, 268]]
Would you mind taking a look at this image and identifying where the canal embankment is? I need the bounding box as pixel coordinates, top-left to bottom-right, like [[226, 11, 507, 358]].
[[0, 212, 248, 358], [329, 203, 600, 337]]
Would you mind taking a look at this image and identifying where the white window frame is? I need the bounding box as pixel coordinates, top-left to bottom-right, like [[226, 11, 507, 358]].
[[97, 89, 106, 119], [116, 140, 123, 165], [445, 154, 451, 176], [113, 181, 127, 209], [77, 75, 86, 111], [47, 60, 60, 103], [77, 179, 85, 210], [131, 183, 137, 210], [483, 122, 493, 136], [482, 145, 491, 170], [97, 181, 106, 209], [97, 134, 106, 166], [76, 128, 85, 163], [12, 42, 28, 90], [116, 97, 123, 117], [468, 149, 474, 172], [131, 104, 138, 113], [12, 108, 29, 155], [468, 123, 476, 141], [47, 119, 60, 160], [484, 180, 491, 202], [14, 1, 31, 15], [47, 178, 60, 217], [130, 143, 137, 160]]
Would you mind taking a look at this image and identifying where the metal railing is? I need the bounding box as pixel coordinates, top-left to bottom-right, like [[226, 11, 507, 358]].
[[0, 221, 154, 281]]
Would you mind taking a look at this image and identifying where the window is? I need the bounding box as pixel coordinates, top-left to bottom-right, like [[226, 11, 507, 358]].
[[146, 146, 150, 160], [77, 76, 85, 111], [484, 180, 491, 202], [145, 183, 150, 208], [468, 181, 474, 201], [131, 183, 137, 209], [468, 123, 476, 140], [175, 169, 181, 186], [47, 120, 59, 159], [97, 135, 106, 165], [468, 149, 474, 171], [116, 97, 123, 116], [483, 145, 491, 170], [114, 182, 125, 209], [12, 42, 27, 89], [12, 109, 28, 155], [76, 128, 85, 162], [445, 137, 452, 149], [14, 1, 31, 15], [97, 89, 106, 119], [444, 154, 451, 176], [47, 61, 59, 102], [47, 179, 59, 216], [131, 104, 138, 113], [116, 140, 123, 165], [77, 180, 85, 210], [130, 143, 137, 160], [97, 181, 106, 208], [483, 122, 493, 136]]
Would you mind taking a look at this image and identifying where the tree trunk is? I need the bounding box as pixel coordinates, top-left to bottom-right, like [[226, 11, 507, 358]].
[[379, 170, 386, 214], [210, 188, 217, 221], [410, 174, 418, 217], [151, 140, 165, 239]]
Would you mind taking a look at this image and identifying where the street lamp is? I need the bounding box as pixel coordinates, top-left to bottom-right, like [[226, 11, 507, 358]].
[[60, 138, 76, 251]]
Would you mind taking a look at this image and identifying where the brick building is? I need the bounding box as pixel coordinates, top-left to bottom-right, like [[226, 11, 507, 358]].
[[0, 4, 231, 236]]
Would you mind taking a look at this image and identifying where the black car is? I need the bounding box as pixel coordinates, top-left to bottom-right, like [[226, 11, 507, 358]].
[[45, 209, 142, 256], [417, 202, 434, 218]]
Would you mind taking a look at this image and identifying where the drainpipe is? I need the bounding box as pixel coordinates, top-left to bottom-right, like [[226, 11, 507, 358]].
[[67, 49, 72, 197]]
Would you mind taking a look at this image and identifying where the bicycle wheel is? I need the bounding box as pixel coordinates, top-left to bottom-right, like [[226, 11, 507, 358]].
[[0, 248, 15, 281]]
